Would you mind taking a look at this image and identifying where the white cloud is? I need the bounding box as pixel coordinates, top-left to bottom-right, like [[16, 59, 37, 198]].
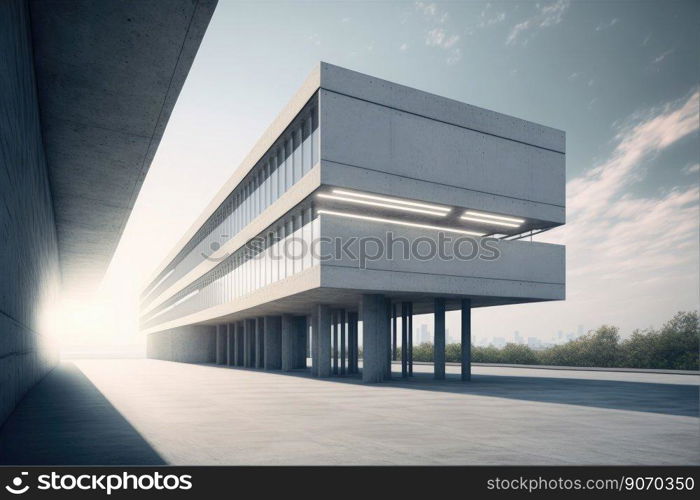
[[426, 27, 460, 49], [471, 90, 700, 342], [595, 17, 618, 31], [683, 162, 700, 175], [507, 0, 569, 45], [652, 49, 674, 65], [399, 42, 409, 52], [415, 1, 437, 17], [415, 2, 461, 64]]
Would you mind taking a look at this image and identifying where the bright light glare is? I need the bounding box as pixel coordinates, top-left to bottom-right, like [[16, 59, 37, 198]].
[[332, 189, 451, 212], [318, 193, 447, 216], [460, 216, 520, 228], [462, 210, 525, 224], [318, 209, 485, 236], [151, 289, 200, 319]]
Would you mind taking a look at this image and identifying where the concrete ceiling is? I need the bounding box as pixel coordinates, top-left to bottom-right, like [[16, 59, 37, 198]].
[[29, 0, 217, 294]]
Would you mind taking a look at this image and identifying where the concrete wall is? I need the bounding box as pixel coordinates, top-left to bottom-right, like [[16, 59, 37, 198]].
[[0, 0, 60, 424], [320, 87, 565, 224], [319, 215, 565, 302], [146, 325, 216, 363]]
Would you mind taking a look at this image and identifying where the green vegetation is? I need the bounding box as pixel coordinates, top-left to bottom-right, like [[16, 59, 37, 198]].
[[399, 311, 699, 370]]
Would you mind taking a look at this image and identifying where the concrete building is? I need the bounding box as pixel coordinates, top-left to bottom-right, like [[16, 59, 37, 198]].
[[142, 62, 566, 383], [0, 0, 216, 423]]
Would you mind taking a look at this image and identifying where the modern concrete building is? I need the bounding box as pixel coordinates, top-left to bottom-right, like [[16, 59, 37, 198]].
[[1, 0, 216, 423], [142, 63, 566, 382]]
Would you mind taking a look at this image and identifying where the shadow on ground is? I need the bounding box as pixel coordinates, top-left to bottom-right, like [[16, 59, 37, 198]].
[[0, 362, 165, 465], [227, 363, 699, 418]]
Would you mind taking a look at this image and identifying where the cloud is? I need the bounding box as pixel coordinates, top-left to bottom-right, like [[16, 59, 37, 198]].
[[507, 0, 569, 45], [652, 49, 674, 65], [472, 90, 699, 343], [426, 27, 460, 49], [548, 89, 699, 315], [595, 17, 618, 31], [415, 1, 461, 64], [399, 42, 409, 52], [683, 162, 699, 175]]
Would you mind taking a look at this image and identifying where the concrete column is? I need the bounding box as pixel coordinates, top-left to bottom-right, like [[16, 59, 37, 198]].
[[434, 298, 446, 380], [392, 304, 397, 361], [348, 312, 359, 374], [311, 309, 319, 376], [401, 302, 408, 377], [461, 298, 472, 381], [361, 294, 389, 383], [385, 299, 392, 378], [340, 309, 346, 376], [317, 304, 332, 378], [332, 311, 339, 375], [294, 316, 307, 369], [216, 325, 226, 364], [235, 322, 244, 366], [263, 316, 282, 370], [246, 319, 256, 368], [255, 317, 265, 368], [226, 324, 234, 366], [408, 302, 414, 377], [281, 314, 295, 371]]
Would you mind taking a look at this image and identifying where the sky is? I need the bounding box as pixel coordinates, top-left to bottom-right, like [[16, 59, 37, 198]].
[[59, 0, 699, 352]]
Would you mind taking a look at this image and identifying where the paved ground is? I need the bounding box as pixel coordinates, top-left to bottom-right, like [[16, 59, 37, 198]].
[[1, 359, 698, 465]]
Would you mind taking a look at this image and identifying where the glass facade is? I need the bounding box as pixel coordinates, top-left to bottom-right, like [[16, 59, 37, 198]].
[[142, 206, 319, 329], [142, 94, 319, 307]]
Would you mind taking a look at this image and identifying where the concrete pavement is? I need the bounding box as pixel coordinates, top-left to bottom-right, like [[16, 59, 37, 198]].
[[1, 359, 697, 465]]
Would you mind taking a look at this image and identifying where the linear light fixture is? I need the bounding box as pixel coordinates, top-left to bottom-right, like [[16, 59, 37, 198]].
[[149, 268, 174, 293], [317, 193, 448, 217], [460, 216, 520, 228], [151, 289, 200, 319], [318, 209, 485, 236], [463, 210, 525, 224], [332, 189, 451, 213]]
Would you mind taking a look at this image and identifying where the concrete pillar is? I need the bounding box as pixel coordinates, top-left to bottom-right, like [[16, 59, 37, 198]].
[[385, 299, 392, 378], [263, 316, 282, 370], [255, 317, 265, 368], [461, 298, 472, 381], [226, 324, 234, 366], [311, 309, 319, 376], [317, 304, 332, 378], [361, 294, 389, 383], [332, 311, 339, 375], [348, 312, 359, 374], [340, 309, 346, 376], [401, 302, 408, 378], [245, 319, 256, 368], [408, 302, 414, 377], [235, 322, 244, 366], [434, 298, 446, 380], [392, 304, 397, 361], [281, 314, 295, 371], [216, 325, 226, 364], [294, 316, 307, 369]]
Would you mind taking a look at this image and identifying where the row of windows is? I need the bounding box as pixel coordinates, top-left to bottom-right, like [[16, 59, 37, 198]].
[[142, 95, 320, 307], [141, 207, 318, 329]]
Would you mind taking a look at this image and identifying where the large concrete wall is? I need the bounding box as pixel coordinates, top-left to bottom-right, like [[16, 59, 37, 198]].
[[147, 325, 216, 363], [0, 0, 60, 424]]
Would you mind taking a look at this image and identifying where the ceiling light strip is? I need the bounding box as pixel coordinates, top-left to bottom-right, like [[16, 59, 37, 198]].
[[460, 216, 520, 228], [463, 210, 524, 224], [332, 189, 451, 212], [318, 193, 448, 216], [318, 209, 485, 236]]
